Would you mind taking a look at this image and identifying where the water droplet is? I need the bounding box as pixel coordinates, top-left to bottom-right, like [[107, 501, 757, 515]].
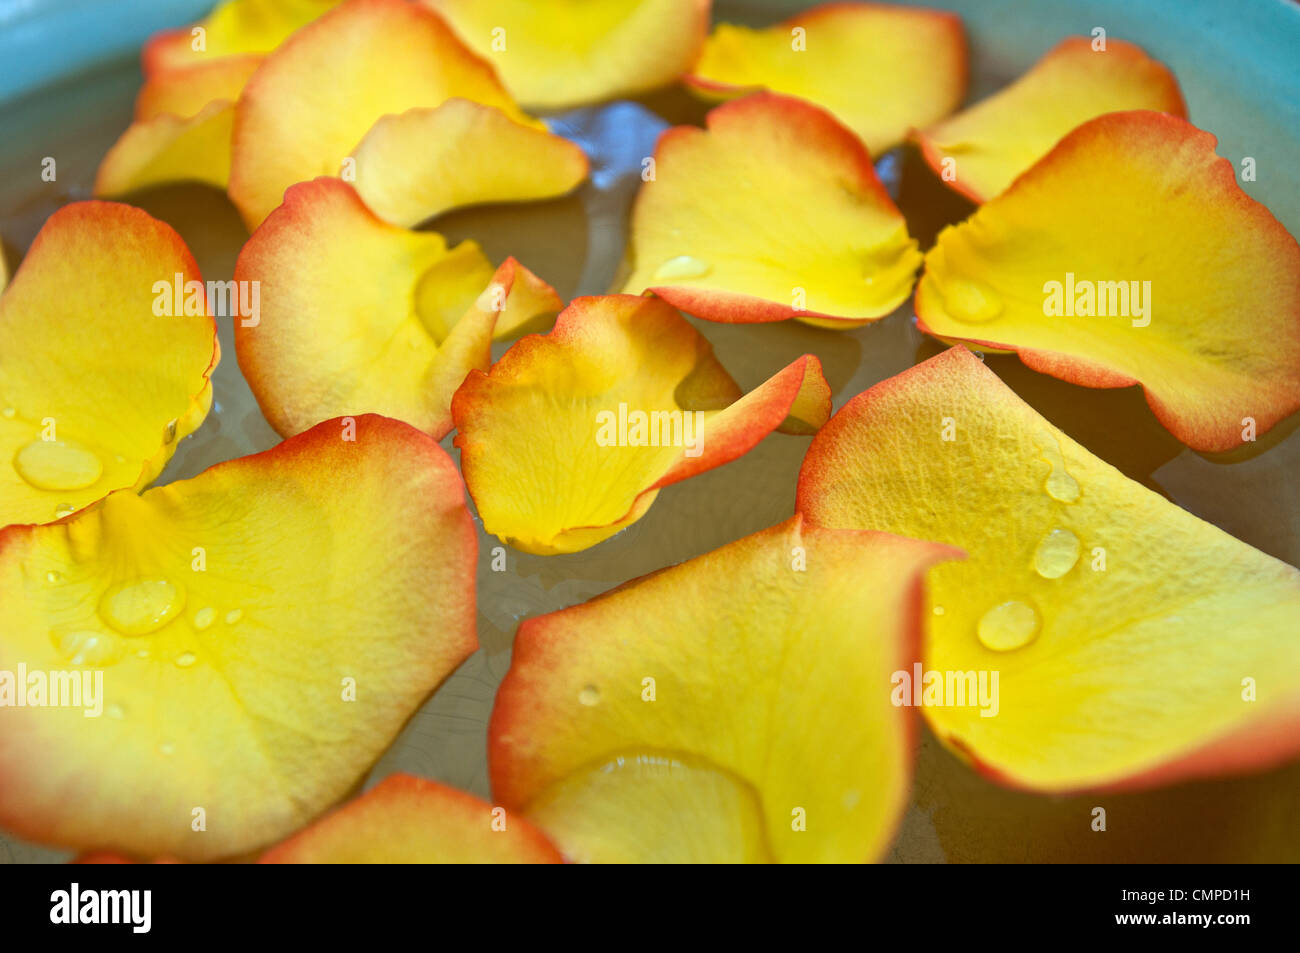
[[54, 630, 121, 666], [164, 419, 179, 444], [135, 648, 151, 659], [1033, 432, 1080, 503], [578, 684, 600, 706], [13, 438, 103, 491], [107, 703, 126, 720], [941, 278, 1003, 323], [99, 579, 185, 636], [175, 652, 197, 668], [45, 571, 63, 584], [976, 599, 1041, 652], [194, 607, 216, 630], [1033, 528, 1081, 579], [159, 742, 176, 756], [652, 255, 712, 281], [224, 609, 243, 625], [1, 407, 15, 418], [932, 605, 945, 616], [842, 789, 861, 810], [54, 504, 77, 519]]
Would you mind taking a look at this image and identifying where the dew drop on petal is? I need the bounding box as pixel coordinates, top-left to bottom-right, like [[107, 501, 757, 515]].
[[99, 579, 185, 636], [1033, 528, 1081, 579], [579, 684, 600, 706], [14, 439, 104, 492], [976, 599, 1040, 652]]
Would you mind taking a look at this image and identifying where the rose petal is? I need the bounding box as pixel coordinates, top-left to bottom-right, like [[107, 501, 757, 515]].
[[451, 293, 831, 554], [915, 110, 1300, 451], [797, 347, 1300, 792], [351, 99, 588, 227], [914, 37, 1186, 203], [0, 415, 477, 860], [686, 2, 966, 155], [0, 202, 217, 527], [229, 0, 535, 228], [234, 177, 559, 440], [490, 515, 957, 862], [425, 0, 710, 110], [621, 92, 922, 328], [260, 774, 562, 863]]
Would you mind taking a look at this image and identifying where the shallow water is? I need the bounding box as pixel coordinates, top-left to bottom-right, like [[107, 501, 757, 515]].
[[1, 1, 1298, 863]]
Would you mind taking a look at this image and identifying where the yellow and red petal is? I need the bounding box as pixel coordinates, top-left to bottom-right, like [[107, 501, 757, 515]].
[[0, 202, 217, 528], [621, 93, 922, 329], [97, 57, 264, 198], [424, 0, 710, 110], [686, 2, 966, 155], [95, 101, 237, 197], [915, 110, 1300, 451], [797, 347, 1300, 793], [0, 415, 477, 861], [143, 0, 343, 76], [915, 37, 1186, 203], [260, 774, 562, 863], [351, 98, 588, 227], [490, 515, 958, 862], [452, 293, 830, 555], [135, 56, 264, 122], [235, 177, 557, 440], [228, 0, 534, 229]]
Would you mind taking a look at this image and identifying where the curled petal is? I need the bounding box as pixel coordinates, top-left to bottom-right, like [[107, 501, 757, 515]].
[[452, 294, 831, 555], [260, 774, 563, 863], [915, 111, 1300, 451], [797, 347, 1300, 792], [235, 177, 559, 440], [351, 99, 588, 227], [686, 2, 966, 155], [229, 0, 534, 228], [0, 202, 217, 528], [143, 0, 343, 75], [915, 37, 1186, 203], [621, 93, 921, 328], [0, 415, 477, 860], [425, 0, 711, 110], [490, 515, 958, 862]]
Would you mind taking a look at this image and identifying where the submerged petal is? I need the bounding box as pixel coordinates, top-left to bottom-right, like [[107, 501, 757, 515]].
[[490, 516, 957, 862], [229, 0, 535, 228], [915, 37, 1186, 203], [686, 2, 966, 155], [0, 415, 477, 860], [261, 774, 562, 863], [621, 93, 922, 328], [351, 99, 588, 227], [0, 202, 217, 528], [143, 0, 343, 75], [425, 0, 710, 110], [797, 347, 1300, 792], [916, 111, 1300, 451], [235, 177, 559, 440], [452, 294, 830, 555]]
